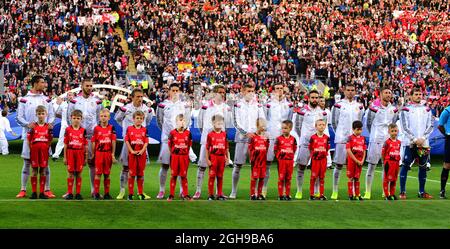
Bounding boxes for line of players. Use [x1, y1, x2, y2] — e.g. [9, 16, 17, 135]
[15, 76, 449, 200]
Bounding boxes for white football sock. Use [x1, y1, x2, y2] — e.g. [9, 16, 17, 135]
[296, 167, 305, 193]
[21, 159, 31, 190]
[365, 163, 377, 194]
[159, 165, 169, 192]
[231, 165, 241, 196]
[196, 167, 206, 193]
[333, 167, 341, 193]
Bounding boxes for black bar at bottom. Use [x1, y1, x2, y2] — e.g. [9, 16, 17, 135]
[0, 229, 447, 248]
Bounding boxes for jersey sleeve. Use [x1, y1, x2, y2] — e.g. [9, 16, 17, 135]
[273, 137, 279, 153]
[111, 125, 117, 141]
[308, 136, 315, 152]
[248, 137, 254, 153]
[47, 124, 53, 142]
[292, 137, 297, 154]
[206, 133, 212, 152]
[83, 129, 88, 145]
[64, 127, 69, 145]
[438, 109, 449, 127]
[346, 136, 352, 149]
[168, 130, 174, 150]
[381, 141, 388, 159]
[91, 127, 98, 143]
[16, 98, 30, 127]
[27, 128, 33, 143]
[124, 127, 130, 143]
[188, 131, 193, 147]
[326, 136, 331, 151]
[144, 128, 149, 144]
[224, 133, 229, 151]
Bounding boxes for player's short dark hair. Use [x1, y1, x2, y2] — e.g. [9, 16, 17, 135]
[411, 88, 422, 95]
[388, 123, 398, 130]
[242, 83, 254, 90]
[213, 84, 226, 93]
[282, 120, 293, 128]
[272, 82, 284, 88]
[380, 87, 392, 93]
[344, 84, 356, 89]
[2, 110, 8, 117]
[30, 75, 44, 86]
[352, 120, 363, 129]
[131, 88, 144, 97]
[211, 114, 224, 123]
[133, 110, 145, 118]
[309, 89, 320, 96]
[169, 83, 180, 90]
[71, 109, 83, 118]
[35, 105, 47, 113]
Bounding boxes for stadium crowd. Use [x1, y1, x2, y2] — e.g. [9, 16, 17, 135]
[0, 0, 449, 115]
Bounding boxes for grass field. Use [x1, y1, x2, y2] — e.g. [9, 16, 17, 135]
[0, 141, 449, 229]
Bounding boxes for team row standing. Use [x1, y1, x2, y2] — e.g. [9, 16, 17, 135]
[15, 77, 450, 200]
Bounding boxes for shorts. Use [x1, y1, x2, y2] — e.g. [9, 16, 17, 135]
[95, 151, 112, 175]
[67, 149, 85, 173]
[251, 165, 267, 179]
[346, 159, 363, 179]
[333, 143, 347, 165]
[157, 142, 171, 165]
[30, 143, 49, 168]
[295, 145, 311, 166]
[384, 161, 400, 182]
[197, 144, 208, 168]
[310, 158, 327, 179]
[128, 153, 147, 177]
[445, 136, 450, 163]
[170, 154, 190, 177]
[366, 142, 383, 165]
[278, 159, 294, 181]
[266, 139, 276, 162]
[233, 142, 249, 165]
[209, 154, 226, 178]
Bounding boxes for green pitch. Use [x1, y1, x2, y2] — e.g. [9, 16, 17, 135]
[0, 141, 449, 229]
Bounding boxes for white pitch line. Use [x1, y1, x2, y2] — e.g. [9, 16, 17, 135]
[363, 168, 449, 185]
